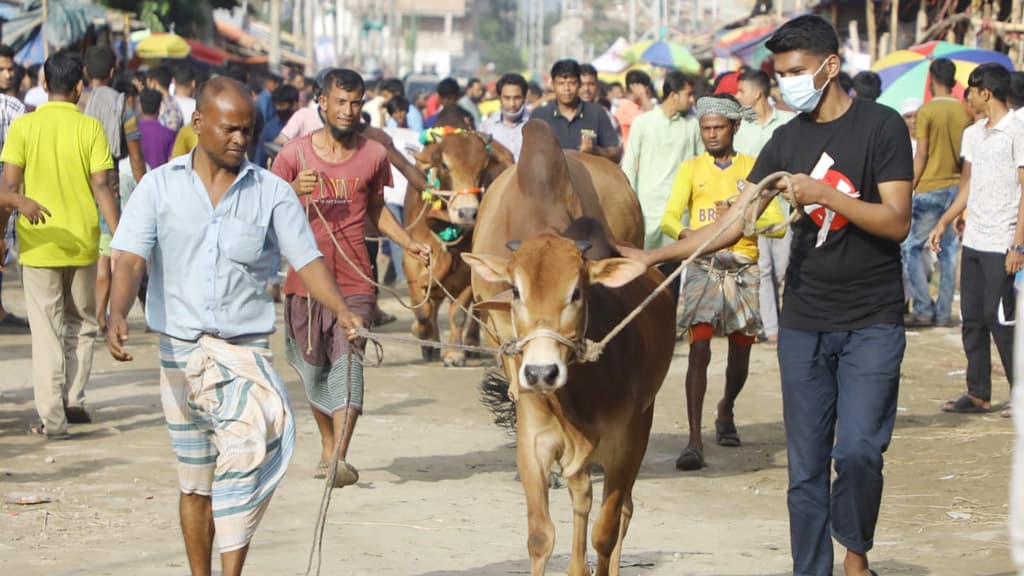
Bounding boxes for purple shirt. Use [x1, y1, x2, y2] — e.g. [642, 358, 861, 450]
[138, 118, 177, 169]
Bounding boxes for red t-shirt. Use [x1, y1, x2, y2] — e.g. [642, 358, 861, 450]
[272, 133, 392, 298]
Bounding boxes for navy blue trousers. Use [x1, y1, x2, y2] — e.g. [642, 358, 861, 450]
[778, 324, 904, 576]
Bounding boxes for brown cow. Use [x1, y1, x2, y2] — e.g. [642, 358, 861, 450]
[463, 120, 675, 576]
[402, 130, 513, 365]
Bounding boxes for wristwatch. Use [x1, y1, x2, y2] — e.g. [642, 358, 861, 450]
[1012, 245, 1024, 254]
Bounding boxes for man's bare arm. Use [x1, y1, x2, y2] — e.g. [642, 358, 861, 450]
[91, 170, 120, 234]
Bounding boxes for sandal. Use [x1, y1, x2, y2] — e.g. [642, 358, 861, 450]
[314, 460, 329, 479]
[1001, 404, 1013, 419]
[372, 309, 396, 327]
[674, 446, 705, 471]
[942, 394, 994, 414]
[28, 423, 70, 440]
[715, 420, 742, 447]
[333, 460, 359, 488]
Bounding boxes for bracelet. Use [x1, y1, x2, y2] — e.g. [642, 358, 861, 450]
[1012, 245, 1024, 254]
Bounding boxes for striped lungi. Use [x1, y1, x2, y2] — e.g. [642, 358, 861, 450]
[679, 252, 762, 337]
[284, 294, 375, 415]
[158, 335, 295, 553]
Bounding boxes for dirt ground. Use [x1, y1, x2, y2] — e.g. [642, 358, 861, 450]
[0, 275, 1019, 576]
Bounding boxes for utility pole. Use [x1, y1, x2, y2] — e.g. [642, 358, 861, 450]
[336, 0, 344, 66]
[269, 0, 281, 71]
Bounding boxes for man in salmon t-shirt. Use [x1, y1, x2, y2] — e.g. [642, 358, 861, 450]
[272, 68, 431, 487]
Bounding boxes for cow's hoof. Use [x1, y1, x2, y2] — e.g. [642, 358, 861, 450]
[421, 346, 441, 362]
[443, 353, 466, 368]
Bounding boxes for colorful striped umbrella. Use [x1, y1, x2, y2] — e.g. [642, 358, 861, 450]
[624, 40, 701, 74]
[872, 41, 1013, 110]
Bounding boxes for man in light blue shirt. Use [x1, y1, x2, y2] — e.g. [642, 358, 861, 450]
[106, 78, 362, 576]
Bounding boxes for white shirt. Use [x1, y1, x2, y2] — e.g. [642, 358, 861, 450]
[175, 95, 196, 123]
[383, 127, 422, 206]
[962, 114, 1024, 253]
[24, 86, 46, 109]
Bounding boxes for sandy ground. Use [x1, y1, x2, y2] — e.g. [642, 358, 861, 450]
[0, 274, 1019, 576]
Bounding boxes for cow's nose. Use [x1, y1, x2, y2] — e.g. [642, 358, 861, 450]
[457, 207, 478, 221]
[524, 364, 560, 387]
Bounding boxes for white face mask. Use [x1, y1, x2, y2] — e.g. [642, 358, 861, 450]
[776, 59, 831, 113]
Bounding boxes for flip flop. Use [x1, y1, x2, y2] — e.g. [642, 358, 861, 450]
[314, 460, 329, 479]
[28, 423, 70, 440]
[333, 460, 359, 488]
[0, 313, 29, 331]
[1001, 404, 1013, 419]
[715, 420, 742, 447]
[674, 446, 705, 471]
[942, 394, 994, 414]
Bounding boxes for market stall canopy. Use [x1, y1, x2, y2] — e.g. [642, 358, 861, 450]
[3, 0, 107, 65]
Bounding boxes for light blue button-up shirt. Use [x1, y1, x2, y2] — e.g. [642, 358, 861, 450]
[111, 152, 321, 341]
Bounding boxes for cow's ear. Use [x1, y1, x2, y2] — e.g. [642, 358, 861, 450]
[461, 253, 512, 284]
[588, 258, 647, 288]
[474, 289, 513, 312]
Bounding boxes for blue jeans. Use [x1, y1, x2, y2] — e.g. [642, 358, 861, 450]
[901, 185, 959, 323]
[778, 324, 905, 576]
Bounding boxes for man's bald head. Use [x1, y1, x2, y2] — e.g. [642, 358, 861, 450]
[197, 76, 254, 115]
[194, 76, 256, 170]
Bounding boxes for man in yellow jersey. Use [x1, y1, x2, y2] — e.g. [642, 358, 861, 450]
[661, 94, 781, 471]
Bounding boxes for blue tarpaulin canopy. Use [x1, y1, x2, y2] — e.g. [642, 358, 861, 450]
[2, 0, 107, 65]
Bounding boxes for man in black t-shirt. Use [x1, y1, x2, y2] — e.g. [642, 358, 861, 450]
[620, 15, 912, 576]
[531, 59, 622, 162]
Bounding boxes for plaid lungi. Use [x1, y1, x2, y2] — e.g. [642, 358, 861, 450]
[679, 252, 762, 337]
[159, 335, 295, 553]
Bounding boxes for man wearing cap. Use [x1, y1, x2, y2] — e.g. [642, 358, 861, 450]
[660, 94, 784, 471]
[904, 58, 970, 327]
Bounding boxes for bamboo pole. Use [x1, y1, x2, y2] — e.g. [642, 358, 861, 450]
[269, 0, 281, 71]
[304, 0, 315, 75]
[915, 0, 926, 43]
[890, 0, 900, 53]
[866, 0, 877, 63]
[41, 0, 48, 59]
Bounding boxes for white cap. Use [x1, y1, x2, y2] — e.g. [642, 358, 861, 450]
[900, 97, 923, 116]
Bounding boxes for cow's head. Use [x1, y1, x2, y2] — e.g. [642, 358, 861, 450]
[415, 130, 494, 228]
[462, 235, 647, 392]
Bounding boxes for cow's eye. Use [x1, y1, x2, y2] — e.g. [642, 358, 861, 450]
[571, 287, 581, 301]
[511, 286, 520, 300]
[440, 161, 449, 172]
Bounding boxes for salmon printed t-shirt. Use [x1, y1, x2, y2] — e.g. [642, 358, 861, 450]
[272, 133, 392, 298]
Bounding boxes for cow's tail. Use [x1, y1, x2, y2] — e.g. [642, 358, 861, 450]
[480, 367, 517, 437]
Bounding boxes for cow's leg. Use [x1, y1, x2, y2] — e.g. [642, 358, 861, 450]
[591, 465, 625, 576]
[409, 279, 440, 361]
[607, 408, 654, 575]
[442, 285, 474, 367]
[518, 399, 557, 575]
[566, 469, 593, 576]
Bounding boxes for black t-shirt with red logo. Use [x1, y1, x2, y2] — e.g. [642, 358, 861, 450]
[748, 98, 913, 332]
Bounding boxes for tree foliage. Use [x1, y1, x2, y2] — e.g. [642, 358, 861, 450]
[478, 0, 525, 73]
[98, 0, 240, 39]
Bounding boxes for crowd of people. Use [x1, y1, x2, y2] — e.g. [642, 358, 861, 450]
[2, 13, 1024, 576]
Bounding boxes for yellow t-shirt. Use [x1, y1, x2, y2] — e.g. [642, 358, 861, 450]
[2, 101, 114, 267]
[914, 97, 970, 193]
[172, 125, 198, 158]
[661, 152, 778, 261]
